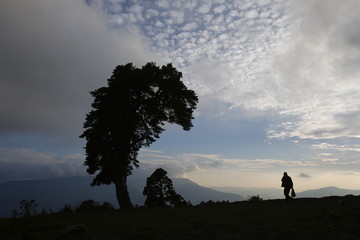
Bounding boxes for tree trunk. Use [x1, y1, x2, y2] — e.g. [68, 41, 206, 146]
[114, 176, 133, 209]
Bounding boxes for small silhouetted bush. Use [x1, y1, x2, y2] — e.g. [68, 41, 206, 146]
[100, 201, 114, 210]
[75, 199, 114, 212]
[248, 195, 263, 202]
[59, 203, 74, 213]
[76, 200, 98, 212]
[39, 208, 49, 216]
[198, 200, 216, 207]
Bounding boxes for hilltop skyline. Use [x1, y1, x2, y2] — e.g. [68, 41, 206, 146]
[1, 0, 360, 191]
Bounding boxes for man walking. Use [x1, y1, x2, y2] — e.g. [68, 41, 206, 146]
[281, 172, 294, 202]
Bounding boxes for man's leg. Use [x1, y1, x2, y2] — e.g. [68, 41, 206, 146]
[284, 188, 291, 202]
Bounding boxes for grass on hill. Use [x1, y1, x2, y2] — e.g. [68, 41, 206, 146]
[1, 195, 360, 240]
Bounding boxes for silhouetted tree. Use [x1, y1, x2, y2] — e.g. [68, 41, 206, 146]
[17, 199, 38, 217]
[80, 63, 198, 209]
[143, 168, 188, 207]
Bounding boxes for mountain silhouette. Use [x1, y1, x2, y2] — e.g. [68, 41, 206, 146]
[0, 176, 244, 218]
[296, 186, 360, 198]
[172, 178, 244, 203]
[212, 186, 284, 199]
[211, 186, 360, 200]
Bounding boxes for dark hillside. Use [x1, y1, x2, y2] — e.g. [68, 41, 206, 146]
[2, 195, 360, 240]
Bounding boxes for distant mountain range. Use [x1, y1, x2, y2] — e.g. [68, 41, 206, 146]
[296, 186, 360, 198]
[2, 176, 359, 218]
[0, 176, 244, 218]
[213, 186, 360, 199]
[212, 186, 284, 200]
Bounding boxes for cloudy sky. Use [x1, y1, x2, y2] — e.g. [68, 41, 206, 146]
[2, 0, 360, 191]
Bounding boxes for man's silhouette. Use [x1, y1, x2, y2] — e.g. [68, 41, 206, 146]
[281, 172, 294, 202]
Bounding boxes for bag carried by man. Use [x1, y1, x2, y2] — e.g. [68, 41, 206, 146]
[291, 188, 296, 198]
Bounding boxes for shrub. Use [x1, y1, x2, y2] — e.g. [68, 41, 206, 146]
[248, 195, 263, 202]
[76, 199, 99, 212]
[197, 200, 216, 207]
[99, 202, 114, 210]
[39, 208, 49, 216]
[59, 203, 74, 213]
[75, 200, 114, 212]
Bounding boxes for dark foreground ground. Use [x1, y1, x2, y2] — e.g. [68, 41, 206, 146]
[1, 195, 360, 240]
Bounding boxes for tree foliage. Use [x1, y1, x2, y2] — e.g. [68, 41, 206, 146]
[80, 62, 198, 208]
[143, 168, 189, 208]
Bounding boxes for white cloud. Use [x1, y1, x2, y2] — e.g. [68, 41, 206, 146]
[198, 3, 212, 14]
[311, 143, 360, 152]
[213, 5, 226, 14]
[321, 158, 339, 163]
[184, 0, 198, 10]
[156, 0, 170, 9]
[182, 22, 198, 31]
[145, 9, 159, 19]
[168, 10, 185, 24]
[245, 9, 259, 19]
[258, 0, 271, 6]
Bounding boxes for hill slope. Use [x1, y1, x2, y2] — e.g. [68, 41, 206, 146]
[2, 196, 360, 239]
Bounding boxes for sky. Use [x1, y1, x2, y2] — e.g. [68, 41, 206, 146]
[1, 0, 360, 192]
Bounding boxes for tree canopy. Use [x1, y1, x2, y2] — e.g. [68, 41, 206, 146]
[80, 62, 198, 208]
[143, 168, 189, 208]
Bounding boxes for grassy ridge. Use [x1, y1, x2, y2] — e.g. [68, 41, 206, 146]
[2, 195, 360, 239]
